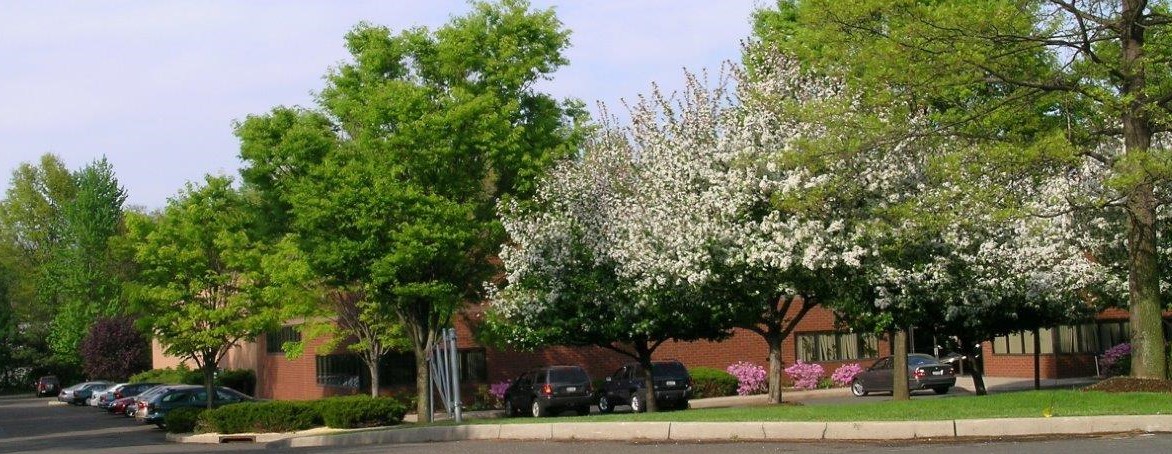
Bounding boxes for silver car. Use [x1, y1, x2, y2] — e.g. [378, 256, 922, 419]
[58, 381, 113, 405]
[850, 354, 956, 396]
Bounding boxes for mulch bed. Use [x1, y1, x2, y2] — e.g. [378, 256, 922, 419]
[1083, 377, 1172, 393]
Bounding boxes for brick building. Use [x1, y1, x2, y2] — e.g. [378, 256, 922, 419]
[153, 300, 1131, 401]
[152, 300, 897, 401]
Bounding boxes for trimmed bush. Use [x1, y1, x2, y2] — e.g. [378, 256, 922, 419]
[164, 407, 206, 434]
[130, 365, 201, 385]
[199, 401, 318, 434]
[316, 396, 407, 429]
[689, 367, 738, 399]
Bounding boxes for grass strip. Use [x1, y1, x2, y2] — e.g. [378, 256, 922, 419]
[475, 390, 1172, 424]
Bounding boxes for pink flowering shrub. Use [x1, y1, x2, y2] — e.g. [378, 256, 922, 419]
[830, 363, 863, 387]
[784, 361, 825, 390]
[1100, 343, 1131, 377]
[489, 379, 512, 401]
[726, 361, 767, 395]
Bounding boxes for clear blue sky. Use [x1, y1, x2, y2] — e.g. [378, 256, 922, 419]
[0, 1, 762, 209]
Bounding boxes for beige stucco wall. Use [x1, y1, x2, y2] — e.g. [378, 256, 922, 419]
[151, 338, 261, 371]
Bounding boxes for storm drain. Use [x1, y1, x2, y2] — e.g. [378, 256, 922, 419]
[219, 435, 256, 443]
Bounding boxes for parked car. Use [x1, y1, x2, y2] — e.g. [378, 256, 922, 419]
[34, 376, 60, 397]
[96, 382, 161, 410]
[110, 396, 138, 416]
[938, 351, 978, 376]
[502, 366, 593, 417]
[597, 360, 691, 413]
[850, 353, 957, 397]
[136, 385, 253, 427]
[57, 381, 113, 405]
[130, 384, 174, 418]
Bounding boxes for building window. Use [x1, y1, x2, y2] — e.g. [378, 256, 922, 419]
[796, 332, 879, 362]
[266, 326, 302, 354]
[316, 354, 362, 388]
[378, 351, 416, 387]
[460, 349, 487, 383]
[992, 321, 1130, 355]
[991, 328, 1055, 355]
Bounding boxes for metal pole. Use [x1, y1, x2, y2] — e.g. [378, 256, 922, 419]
[426, 354, 434, 418]
[448, 328, 462, 423]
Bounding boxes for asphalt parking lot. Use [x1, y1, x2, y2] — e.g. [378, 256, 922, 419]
[0, 394, 262, 454]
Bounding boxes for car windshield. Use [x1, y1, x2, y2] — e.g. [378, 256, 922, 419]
[548, 368, 588, 383]
[651, 362, 687, 378]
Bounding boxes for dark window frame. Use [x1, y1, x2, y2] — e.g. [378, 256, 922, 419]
[266, 326, 302, 355]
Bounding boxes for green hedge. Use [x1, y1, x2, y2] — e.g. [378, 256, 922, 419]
[130, 365, 201, 385]
[164, 407, 206, 434]
[199, 401, 318, 434]
[316, 396, 407, 429]
[129, 367, 255, 395]
[689, 367, 738, 399]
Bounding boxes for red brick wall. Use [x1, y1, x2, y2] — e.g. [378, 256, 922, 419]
[478, 302, 891, 388]
[980, 341, 1098, 379]
[252, 302, 895, 401]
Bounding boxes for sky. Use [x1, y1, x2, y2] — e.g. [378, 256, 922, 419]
[0, 1, 764, 209]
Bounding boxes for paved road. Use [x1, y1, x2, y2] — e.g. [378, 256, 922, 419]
[6, 393, 1172, 454]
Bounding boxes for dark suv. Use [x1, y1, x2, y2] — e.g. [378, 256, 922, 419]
[503, 366, 593, 417]
[34, 376, 59, 397]
[597, 360, 691, 413]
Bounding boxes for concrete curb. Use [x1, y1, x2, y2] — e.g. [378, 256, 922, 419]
[259, 415, 1172, 448]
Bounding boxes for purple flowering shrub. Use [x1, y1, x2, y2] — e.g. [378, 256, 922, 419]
[726, 361, 767, 395]
[489, 379, 511, 401]
[784, 361, 825, 390]
[1100, 343, 1131, 377]
[830, 363, 863, 387]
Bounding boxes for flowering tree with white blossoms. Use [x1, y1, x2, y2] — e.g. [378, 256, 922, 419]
[487, 126, 734, 413]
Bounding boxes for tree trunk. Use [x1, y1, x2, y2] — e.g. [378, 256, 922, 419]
[1127, 182, 1165, 379]
[202, 363, 216, 409]
[1121, 0, 1167, 380]
[368, 357, 381, 398]
[414, 344, 431, 422]
[634, 340, 658, 413]
[958, 335, 986, 395]
[766, 332, 783, 404]
[892, 330, 909, 401]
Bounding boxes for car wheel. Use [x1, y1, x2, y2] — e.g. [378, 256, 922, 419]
[851, 380, 868, 397]
[630, 394, 644, 413]
[933, 386, 950, 395]
[531, 400, 547, 418]
[576, 405, 590, 416]
[676, 399, 690, 411]
[598, 395, 614, 414]
[504, 399, 518, 417]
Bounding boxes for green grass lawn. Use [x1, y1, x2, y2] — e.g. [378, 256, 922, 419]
[475, 391, 1172, 424]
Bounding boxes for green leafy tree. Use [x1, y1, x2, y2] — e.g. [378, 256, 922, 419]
[770, 0, 1172, 379]
[236, 0, 583, 419]
[0, 155, 77, 336]
[128, 176, 280, 408]
[46, 157, 129, 366]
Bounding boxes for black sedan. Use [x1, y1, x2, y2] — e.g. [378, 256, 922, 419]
[850, 353, 956, 397]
